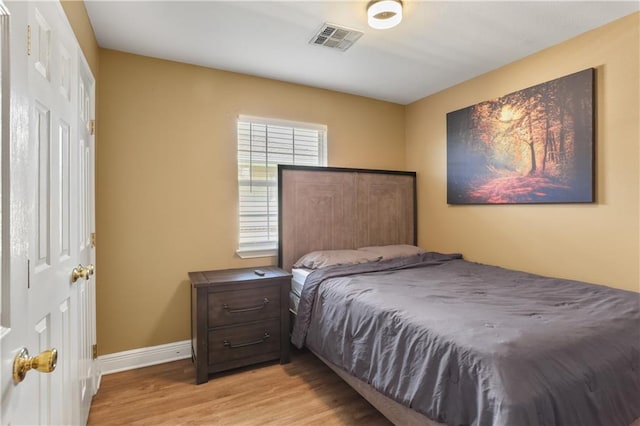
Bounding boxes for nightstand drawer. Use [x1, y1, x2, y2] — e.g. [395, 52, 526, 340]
[208, 319, 281, 365]
[208, 285, 281, 326]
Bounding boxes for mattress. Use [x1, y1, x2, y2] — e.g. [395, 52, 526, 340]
[291, 267, 312, 296]
[289, 267, 312, 313]
[289, 291, 301, 314]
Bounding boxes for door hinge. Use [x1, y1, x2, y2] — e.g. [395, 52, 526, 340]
[90, 232, 96, 248]
[89, 119, 95, 136]
[27, 25, 31, 56]
[92, 344, 98, 359]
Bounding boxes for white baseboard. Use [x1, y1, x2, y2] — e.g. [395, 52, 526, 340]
[98, 340, 192, 376]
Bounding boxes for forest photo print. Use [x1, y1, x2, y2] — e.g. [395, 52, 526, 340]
[447, 68, 594, 204]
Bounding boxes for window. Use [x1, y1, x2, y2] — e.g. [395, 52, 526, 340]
[237, 115, 327, 257]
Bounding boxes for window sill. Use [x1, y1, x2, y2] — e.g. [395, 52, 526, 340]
[236, 248, 278, 259]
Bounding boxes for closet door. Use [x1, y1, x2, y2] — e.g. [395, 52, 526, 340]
[76, 49, 97, 425]
[0, 1, 96, 424]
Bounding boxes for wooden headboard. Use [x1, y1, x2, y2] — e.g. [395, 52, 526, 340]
[278, 165, 417, 272]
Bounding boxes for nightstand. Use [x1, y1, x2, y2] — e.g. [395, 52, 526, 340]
[188, 266, 291, 384]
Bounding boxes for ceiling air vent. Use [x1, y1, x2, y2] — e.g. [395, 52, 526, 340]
[309, 23, 363, 52]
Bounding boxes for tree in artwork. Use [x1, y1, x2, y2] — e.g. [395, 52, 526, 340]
[447, 68, 594, 204]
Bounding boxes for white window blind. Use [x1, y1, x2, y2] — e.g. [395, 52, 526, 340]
[237, 115, 327, 257]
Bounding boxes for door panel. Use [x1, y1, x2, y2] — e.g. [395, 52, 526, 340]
[35, 101, 51, 271]
[29, 2, 73, 423]
[32, 7, 50, 81]
[58, 120, 70, 260]
[77, 52, 96, 424]
[0, 1, 97, 424]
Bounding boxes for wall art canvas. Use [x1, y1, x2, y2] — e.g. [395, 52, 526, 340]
[447, 68, 594, 204]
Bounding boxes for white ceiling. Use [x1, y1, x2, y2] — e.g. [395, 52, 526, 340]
[84, 1, 639, 105]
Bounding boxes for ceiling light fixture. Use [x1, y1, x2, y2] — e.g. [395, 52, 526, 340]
[367, 0, 403, 30]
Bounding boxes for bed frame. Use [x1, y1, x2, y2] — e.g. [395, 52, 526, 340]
[277, 165, 441, 425]
[278, 165, 640, 426]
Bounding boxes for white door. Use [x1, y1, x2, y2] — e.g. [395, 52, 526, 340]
[0, 1, 97, 424]
[76, 50, 97, 425]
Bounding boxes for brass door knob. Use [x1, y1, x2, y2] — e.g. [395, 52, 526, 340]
[71, 264, 94, 283]
[71, 265, 87, 282]
[13, 347, 57, 383]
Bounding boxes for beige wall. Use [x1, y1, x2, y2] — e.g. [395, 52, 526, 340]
[96, 49, 406, 355]
[406, 13, 639, 292]
[86, 7, 639, 355]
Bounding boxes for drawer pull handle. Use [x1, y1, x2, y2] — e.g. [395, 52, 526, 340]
[223, 332, 270, 349]
[222, 298, 269, 314]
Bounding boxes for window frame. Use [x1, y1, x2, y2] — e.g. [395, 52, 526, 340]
[236, 115, 327, 259]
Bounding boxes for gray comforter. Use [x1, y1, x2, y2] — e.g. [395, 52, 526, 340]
[291, 253, 640, 426]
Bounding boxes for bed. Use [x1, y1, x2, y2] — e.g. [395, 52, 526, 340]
[277, 165, 640, 426]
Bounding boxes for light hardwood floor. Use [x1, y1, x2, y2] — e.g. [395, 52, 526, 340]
[88, 348, 391, 425]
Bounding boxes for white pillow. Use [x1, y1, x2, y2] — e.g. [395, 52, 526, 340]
[357, 244, 425, 260]
[293, 249, 382, 270]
